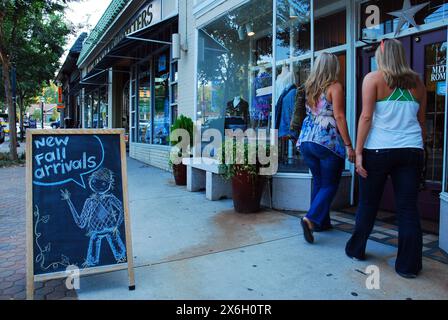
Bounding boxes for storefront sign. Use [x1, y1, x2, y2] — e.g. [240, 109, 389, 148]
[57, 86, 64, 109]
[26, 130, 135, 299]
[431, 65, 447, 82]
[86, 0, 163, 74]
[125, 0, 162, 36]
[158, 54, 167, 72]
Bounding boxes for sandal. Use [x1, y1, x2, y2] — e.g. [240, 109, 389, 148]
[301, 218, 314, 244]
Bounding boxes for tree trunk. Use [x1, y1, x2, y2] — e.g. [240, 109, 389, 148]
[19, 96, 24, 142]
[1, 59, 18, 161]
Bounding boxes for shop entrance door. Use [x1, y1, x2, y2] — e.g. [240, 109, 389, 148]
[357, 28, 447, 223]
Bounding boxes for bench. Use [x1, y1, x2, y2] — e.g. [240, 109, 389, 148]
[182, 158, 233, 201]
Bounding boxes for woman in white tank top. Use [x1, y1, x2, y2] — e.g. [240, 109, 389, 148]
[345, 39, 427, 279]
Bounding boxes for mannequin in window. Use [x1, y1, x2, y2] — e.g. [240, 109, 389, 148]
[225, 95, 249, 129]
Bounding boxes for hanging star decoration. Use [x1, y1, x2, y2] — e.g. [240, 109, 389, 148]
[387, 0, 430, 36]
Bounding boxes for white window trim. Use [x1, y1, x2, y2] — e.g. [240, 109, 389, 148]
[443, 27, 448, 194]
[129, 142, 171, 150]
[193, 0, 228, 18]
[441, 192, 448, 202]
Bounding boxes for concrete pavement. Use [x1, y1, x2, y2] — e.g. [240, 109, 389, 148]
[74, 158, 448, 300]
[0, 165, 76, 300]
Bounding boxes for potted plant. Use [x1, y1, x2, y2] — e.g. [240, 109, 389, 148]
[219, 140, 271, 213]
[169, 115, 194, 186]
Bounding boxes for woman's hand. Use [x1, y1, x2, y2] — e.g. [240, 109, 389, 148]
[346, 146, 355, 163]
[355, 153, 368, 178]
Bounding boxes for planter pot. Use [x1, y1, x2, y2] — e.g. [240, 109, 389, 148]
[231, 173, 265, 213]
[172, 163, 187, 186]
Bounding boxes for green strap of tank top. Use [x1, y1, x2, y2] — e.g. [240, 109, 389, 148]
[378, 88, 418, 102]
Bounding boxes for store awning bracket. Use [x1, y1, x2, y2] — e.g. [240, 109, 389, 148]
[80, 69, 108, 84]
[91, 68, 131, 74]
[79, 82, 108, 86]
[107, 55, 141, 60]
[125, 35, 172, 46]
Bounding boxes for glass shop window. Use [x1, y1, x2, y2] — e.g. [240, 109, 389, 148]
[138, 63, 152, 144]
[276, 0, 311, 61]
[276, 0, 312, 173]
[154, 51, 170, 146]
[197, 0, 274, 158]
[99, 86, 108, 128]
[314, 0, 346, 51]
[92, 90, 99, 128]
[84, 93, 92, 128]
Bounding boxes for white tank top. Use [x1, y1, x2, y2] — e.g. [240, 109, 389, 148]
[364, 88, 424, 150]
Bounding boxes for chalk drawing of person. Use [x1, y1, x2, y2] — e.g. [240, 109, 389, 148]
[60, 168, 127, 268]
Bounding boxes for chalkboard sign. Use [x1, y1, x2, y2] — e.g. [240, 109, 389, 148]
[26, 129, 135, 299]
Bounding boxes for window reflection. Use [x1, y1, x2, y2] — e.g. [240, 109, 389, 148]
[197, 0, 273, 154]
[138, 64, 151, 144]
[154, 51, 170, 146]
[314, 0, 346, 51]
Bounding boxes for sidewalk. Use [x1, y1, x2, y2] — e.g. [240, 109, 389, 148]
[0, 136, 26, 156]
[0, 157, 447, 300]
[0, 165, 76, 300]
[75, 158, 448, 300]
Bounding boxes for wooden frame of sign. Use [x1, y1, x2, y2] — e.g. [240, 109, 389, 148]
[26, 129, 135, 300]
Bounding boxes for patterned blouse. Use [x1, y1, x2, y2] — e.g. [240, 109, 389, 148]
[297, 93, 346, 159]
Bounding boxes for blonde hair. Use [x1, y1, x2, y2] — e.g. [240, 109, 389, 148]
[305, 52, 340, 108]
[375, 39, 418, 89]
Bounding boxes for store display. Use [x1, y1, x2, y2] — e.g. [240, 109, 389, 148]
[225, 97, 249, 129]
[275, 84, 298, 139]
[252, 67, 272, 128]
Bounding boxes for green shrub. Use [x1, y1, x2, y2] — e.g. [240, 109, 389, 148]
[219, 139, 271, 180]
[168, 115, 194, 167]
[169, 115, 194, 147]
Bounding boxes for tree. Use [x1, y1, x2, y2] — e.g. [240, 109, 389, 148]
[0, 0, 73, 160]
[50, 107, 59, 122]
[32, 109, 42, 122]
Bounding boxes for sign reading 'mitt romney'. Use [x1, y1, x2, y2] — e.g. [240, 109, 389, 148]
[86, 0, 162, 74]
[26, 129, 135, 300]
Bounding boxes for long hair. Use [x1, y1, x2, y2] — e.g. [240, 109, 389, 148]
[375, 39, 418, 89]
[305, 52, 340, 108]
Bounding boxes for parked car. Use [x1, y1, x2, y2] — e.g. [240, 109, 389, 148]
[29, 118, 37, 129]
[0, 117, 9, 134]
[50, 120, 61, 129]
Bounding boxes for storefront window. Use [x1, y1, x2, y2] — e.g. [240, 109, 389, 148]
[275, 0, 347, 173]
[130, 71, 137, 143]
[138, 63, 152, 144]
[424, 41, 446, 184]
[123, 81, 130, 137]
[99, 86, 108, 128]
[92, 90, 99, 128]
[84, 93, 92, 128]
[314, 0, 346, 51]
[154, 51, 170, 145]
[276, 0, 311, 173]
[360, 0, 448, 40]
[197, 0, 273, 151]
[276, 0, 311, 61]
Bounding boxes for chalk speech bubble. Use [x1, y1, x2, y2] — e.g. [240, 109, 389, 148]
[32, 135, 105, 189]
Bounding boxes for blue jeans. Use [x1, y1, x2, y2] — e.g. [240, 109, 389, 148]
[345, 148, 424, 275]
[300, 142, 344, 229]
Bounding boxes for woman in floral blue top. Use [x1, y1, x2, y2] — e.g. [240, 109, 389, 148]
[297, 53, 355, 244]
